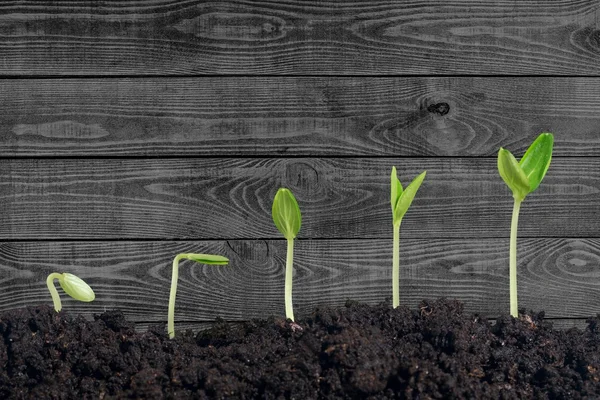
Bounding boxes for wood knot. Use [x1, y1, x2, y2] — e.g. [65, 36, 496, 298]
[427, 102, 450, 116]
[284, 161, 319, 190]
[591, 29, 600, 48]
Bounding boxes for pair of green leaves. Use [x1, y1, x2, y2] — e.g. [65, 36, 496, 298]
[498, 133, 554, 202]
[391, 167, 427, 226]
[272, 188, 301, 240]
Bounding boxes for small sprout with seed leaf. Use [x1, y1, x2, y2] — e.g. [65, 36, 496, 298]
[46, 272, 95, 312]
[497, 133, 553, 317]
[168, 253, 229, 338]
[272, 188, 301, 321]
[390, 167, 426, 308]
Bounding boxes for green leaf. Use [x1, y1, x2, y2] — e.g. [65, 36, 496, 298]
[393, 171, 426, 225]
[390, 166, 403, 213]
[272, 188, 302, 240]
[498, 148, 530, 201]
[185, 254, 229, 265]
[59, 273, 95, 302]
[519, 133, 553, 193]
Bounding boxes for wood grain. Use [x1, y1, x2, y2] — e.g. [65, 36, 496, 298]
[0, 1, 598, 75]
[1, 1, 599, 330]
[1, 157, 598, 239]
[1, 77, 600, 156]
[543, 319, 591, 331]
[1, 238, 598, 324]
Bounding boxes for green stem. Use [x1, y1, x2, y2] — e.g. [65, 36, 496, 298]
[510, 199, 522, 317]
[392, 221, 401, 308]
[46, 272, 64, 312]
[168, 254, 185, 338]
[285, 238, 295, 321]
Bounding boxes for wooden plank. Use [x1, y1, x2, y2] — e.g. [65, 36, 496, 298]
[1, 238, 598, 323]
[0, 1, 599, 75]
[548, 319, 591, 331]
[1, 77, 600, 157]
[0, 157, 598, 239]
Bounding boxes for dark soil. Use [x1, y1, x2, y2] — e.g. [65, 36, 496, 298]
[0, 299, 599, 399]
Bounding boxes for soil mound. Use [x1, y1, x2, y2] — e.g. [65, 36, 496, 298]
[0, 299, 598, 399]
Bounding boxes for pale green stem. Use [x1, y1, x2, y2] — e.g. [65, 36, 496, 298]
[285, 238, 295, 321]
[168, 254, 186, 339]
[46, 272, 64, 312]
[392, 221, 401, 308]
[510, 199, 522, 317]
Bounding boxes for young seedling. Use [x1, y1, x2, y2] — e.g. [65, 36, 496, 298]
[168, 253, 229, 338]
[498, 133, 553, 317]
[272, 188, 301, 321]
[46, 272, 95, 312]
[390, 167, 426, 308]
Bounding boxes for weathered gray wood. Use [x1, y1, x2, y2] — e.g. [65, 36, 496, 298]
[1, 77, 600, 156]
[0, 1, 598, 75]
[548, 319, 591, 331]
[1, 239, 598, 322]
[0, 158, 598, 239]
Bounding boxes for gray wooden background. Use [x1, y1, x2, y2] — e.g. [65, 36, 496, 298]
[1, 1, 599, 330]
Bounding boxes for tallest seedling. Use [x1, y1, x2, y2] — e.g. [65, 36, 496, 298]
[498, 133, 553, 317]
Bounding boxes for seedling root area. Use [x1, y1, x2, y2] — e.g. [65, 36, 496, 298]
[0, 299, 598, 398]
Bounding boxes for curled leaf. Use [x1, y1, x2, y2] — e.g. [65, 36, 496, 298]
[272, 188, 301, 240]
[59, 273, 95, 302]
[184, 254, 229, 265]
[519, 133, 553, 193]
